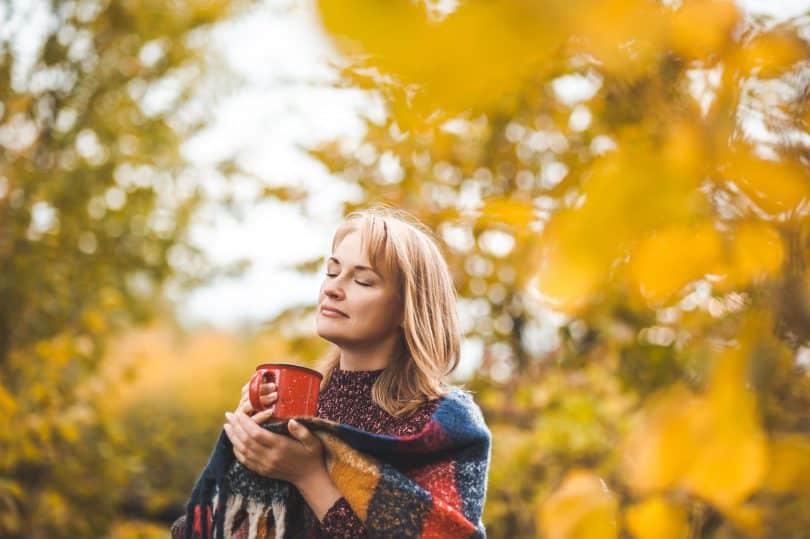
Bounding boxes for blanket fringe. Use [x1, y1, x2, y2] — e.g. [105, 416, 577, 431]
[271, 499, 286, 539]
[246, 498, 263, 538]
[220, 494, 284, 539]
[222, 494, 242, 538]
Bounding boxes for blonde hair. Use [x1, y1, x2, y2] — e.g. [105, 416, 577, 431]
[319, 206, 461, 417]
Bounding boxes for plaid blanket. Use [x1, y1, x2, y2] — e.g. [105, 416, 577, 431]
[177, 387, 491, 538]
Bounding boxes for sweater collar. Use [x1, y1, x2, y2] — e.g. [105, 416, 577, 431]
[330, 365, 385, 386]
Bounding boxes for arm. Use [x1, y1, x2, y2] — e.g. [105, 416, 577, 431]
[295, 467, 342, 520]
[286, 443, 370, 538]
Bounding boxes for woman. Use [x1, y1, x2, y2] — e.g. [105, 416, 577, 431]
[174, 207, 491, 538]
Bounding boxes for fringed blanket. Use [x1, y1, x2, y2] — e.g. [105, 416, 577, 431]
[176, 387, 491, 538]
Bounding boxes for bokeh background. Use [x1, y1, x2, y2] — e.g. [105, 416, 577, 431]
[2, 0, 810, 537]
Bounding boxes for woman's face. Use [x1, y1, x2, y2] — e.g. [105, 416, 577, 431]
[316, 231, 403, 348]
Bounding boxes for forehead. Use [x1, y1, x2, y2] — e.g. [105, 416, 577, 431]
[330, 231, 370, 265]
[330, 229, 399, 284]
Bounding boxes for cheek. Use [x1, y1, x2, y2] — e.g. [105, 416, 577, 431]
[357, 292, 400, 328]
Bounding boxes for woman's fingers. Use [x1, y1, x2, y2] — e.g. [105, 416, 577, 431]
[240, 381, 273, 398]
[235, 382, 277, 417]
[250, 406, 276, 425]
[224, 418, 251, 460]
[227, 410, 277, 448]
[237, 398, 254, 415]
[235, 393, 276, 417]
[288, 419, 320, 453]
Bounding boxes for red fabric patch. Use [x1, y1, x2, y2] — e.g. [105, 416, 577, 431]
[419, 502, 477, 538]
[406, 457, 475, 537]
[392, 421, 450, 457]
[192, 505, 212, 538]
[406, 458, 463, 512]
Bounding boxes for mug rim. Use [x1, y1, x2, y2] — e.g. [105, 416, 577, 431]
[255, 362, 324, 379]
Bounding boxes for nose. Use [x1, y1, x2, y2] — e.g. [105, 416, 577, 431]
[321, 276, 345, 300]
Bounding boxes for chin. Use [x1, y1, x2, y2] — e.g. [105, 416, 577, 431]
[317, 333, 352, 348]
[316, 325, 348, 346]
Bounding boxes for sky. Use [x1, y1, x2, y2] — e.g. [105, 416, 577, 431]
[176, 0, 375, 328]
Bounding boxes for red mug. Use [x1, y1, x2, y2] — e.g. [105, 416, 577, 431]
[248, 363, 323, 420]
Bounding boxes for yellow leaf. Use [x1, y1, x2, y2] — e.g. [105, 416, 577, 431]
[622, 385, 703, 493]
[570, 0, 667, 80]
[721, 221, 784, 291]
[39, 489, 69, 527]
[186, 0, 231, 22]
[538, 469, 619, 539]
[529, 211, 607, 314]
[765, 433, 810, 494]
[723, 504, 764, 538]
[716, 144, 810, 218]
[530, 144, 708, 312]
[0, 384, 16, 437]
[684, 339, 768, 509]
[82, 310, 108, 333]
[661, 120, 708, 180]
[0, 384, 15, 416]
[733, 28, 809, 78]
[478, 197, 536, 228]
[317, 0, 566, 119]
[669, 0, 740, 61]
[623, 316, 769, 509]
[629, 223, 723, 304]
[625, 496, 689, 539]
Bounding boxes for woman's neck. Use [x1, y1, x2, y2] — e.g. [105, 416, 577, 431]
[338, 332, 403, 371]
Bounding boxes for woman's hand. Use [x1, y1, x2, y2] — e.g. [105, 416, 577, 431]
[235, 380, 277, 416]
[223, 409, 327, 488]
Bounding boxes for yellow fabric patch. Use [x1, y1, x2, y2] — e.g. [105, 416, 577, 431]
[319, 432, 382, 520]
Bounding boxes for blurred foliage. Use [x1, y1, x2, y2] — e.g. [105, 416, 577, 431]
[0, 0, 259, 536]
[4, 0, 810, 538]
[304, 0, 810, 537]
[99, 321, 328, 528]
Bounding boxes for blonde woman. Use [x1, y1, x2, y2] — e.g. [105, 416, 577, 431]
[175, 207, 491, 538]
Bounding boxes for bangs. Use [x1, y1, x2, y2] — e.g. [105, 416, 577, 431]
[332, 213, 401, 292]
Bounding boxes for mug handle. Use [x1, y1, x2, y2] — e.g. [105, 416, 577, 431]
[249, 368, 274, 412]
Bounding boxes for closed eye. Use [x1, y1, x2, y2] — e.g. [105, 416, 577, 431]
[325, 272, 372, 287]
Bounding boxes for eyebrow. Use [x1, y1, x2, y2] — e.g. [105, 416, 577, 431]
[327, 257, 382, 278]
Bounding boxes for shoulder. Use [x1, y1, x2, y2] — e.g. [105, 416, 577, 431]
[431, 386, 490, 441]
[438, 386, 485, 415]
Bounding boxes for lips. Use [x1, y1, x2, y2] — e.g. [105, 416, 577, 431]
[320, 305, 348, 317]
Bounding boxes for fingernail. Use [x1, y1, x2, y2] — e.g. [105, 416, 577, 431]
[225, 412, 232, 419]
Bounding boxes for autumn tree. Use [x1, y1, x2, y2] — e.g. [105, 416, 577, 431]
[0, 1, 257, 536]
[299, 1, 810, 537]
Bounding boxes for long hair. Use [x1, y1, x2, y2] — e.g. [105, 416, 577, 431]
[318, 206, 461, 417]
